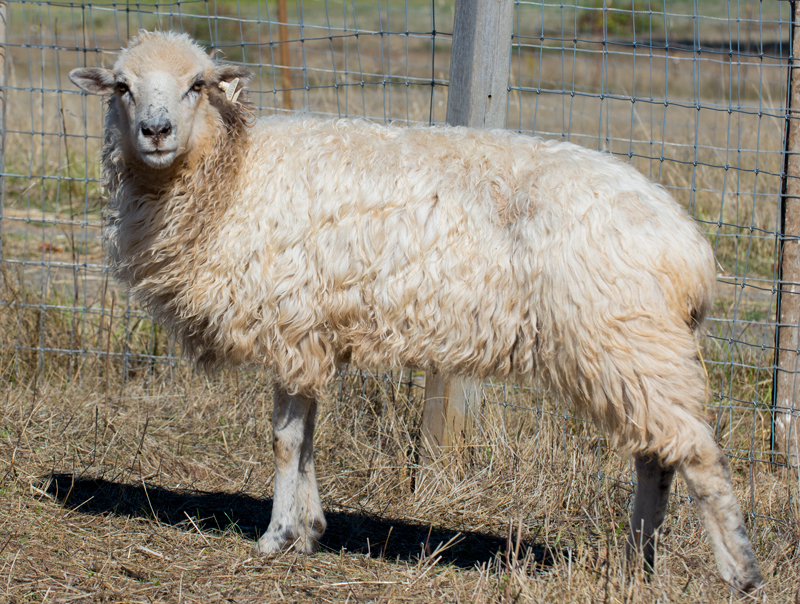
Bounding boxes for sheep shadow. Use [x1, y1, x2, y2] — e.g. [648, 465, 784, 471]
[42, 473, 555, 570]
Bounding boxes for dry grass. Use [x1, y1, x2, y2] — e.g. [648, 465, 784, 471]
[0, 360, 797, 603]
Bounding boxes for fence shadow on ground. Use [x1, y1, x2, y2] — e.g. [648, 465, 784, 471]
[42, 473, 555, 570]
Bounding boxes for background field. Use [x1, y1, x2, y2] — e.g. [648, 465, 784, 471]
[1, 1, 799, 602]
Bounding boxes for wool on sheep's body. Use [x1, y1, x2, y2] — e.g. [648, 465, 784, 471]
[69, 31, 762, 591]
[105, 115, 715, 466]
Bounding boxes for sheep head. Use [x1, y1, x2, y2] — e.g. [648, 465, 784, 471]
[69, 31, 253, 171]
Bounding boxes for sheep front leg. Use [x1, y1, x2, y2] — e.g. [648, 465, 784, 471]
[255, 386, 326, 555]
[626, 454, 675, 572]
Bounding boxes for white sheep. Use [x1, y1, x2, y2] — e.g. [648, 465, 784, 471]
[69, 31, 762, 591]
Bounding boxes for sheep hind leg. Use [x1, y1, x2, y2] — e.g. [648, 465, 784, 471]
[295, 394, 326, 550]
[254, 386, 326, 555]
[626, 454, 675, 574]
[676, 428, 762, 593]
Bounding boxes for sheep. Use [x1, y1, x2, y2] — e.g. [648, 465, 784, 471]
[68, 30, 762, 592]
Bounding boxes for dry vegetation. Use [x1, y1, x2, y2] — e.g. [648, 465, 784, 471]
[0, 178, 797, 602]
[0, 360, 799, 603]
[1, 1, 799, 602]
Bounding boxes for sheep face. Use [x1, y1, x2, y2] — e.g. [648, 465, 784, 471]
[69, 31, 251, 170]
[116, 68, 205, 169]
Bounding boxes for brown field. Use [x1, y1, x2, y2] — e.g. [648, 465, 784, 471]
[1, 1, 799, 602]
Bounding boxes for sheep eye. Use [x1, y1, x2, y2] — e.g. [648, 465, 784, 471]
[116, 82, 129, 94]
[191, 81, 204, 93]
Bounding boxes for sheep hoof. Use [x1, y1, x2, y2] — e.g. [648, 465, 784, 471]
[254, 525, 320, 556]
[254, 529, 293, 555]
[728, 567, 763, 596]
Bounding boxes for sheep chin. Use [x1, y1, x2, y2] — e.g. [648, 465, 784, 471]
[139, 148, 179, 169]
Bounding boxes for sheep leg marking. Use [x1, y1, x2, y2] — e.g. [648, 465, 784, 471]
[626, 454, 675, 572]
[255, 386, 326, 555]
[677, 428, 762, 592]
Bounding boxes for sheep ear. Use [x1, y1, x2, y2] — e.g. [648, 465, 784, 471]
[69, 67, 117, 95]
[213, 65, 254, 89]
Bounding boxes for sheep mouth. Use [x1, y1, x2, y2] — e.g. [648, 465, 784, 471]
[140, 147, 179, 168]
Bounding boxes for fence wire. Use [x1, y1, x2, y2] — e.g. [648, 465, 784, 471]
[0, 1, 797, 523]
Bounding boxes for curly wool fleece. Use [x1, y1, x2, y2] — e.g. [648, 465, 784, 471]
[108, 123, 712, 465]
[72, 31, 765, 592]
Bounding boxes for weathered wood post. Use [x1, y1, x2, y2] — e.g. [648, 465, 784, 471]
[775, 0, 800, 469]
[419, 0, 514, 466]
[276, 0, 292, 111]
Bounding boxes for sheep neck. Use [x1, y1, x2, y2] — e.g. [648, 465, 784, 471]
[103, 97, 252, 292]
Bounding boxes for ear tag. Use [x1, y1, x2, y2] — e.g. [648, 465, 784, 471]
[231, 88, 242, 104]
[218, 77, 240, 102]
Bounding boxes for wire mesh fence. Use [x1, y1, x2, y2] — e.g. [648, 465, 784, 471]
[0, 1, 797, 524]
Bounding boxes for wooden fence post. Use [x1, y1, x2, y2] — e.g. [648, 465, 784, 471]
[419, 0, 514, 465]
[775, 0, 800, 469]
[277, 0, 292, 111]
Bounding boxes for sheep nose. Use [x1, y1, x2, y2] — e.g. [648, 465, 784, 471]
[139, 119, 172, 141]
